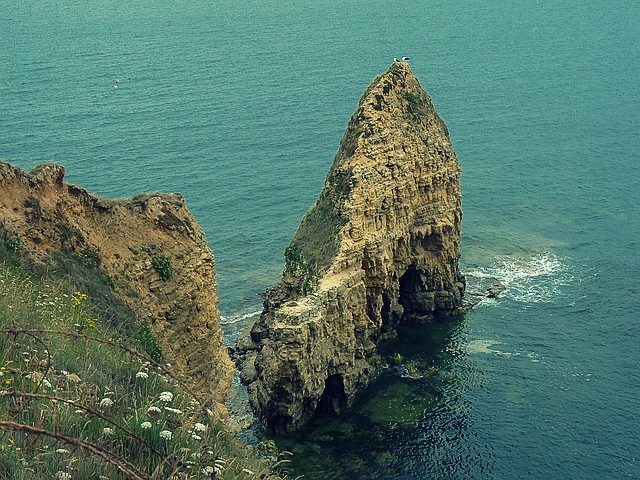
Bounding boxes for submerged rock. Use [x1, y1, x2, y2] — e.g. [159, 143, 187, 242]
[238, 62, 466, 434]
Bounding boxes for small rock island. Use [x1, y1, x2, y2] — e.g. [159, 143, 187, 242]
[238, 62, 466, 434]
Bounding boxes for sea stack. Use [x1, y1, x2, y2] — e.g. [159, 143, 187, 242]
[238, 62, 466, 434]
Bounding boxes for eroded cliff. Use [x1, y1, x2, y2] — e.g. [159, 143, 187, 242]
[239, 62, 466, 434]
[0, 162, 233, 413]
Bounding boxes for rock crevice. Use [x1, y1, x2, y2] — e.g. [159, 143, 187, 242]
[239, 62, 466, 434]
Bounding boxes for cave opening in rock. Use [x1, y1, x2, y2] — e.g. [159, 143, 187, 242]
[316, 374, 347, 416]
[381, 292, 392, 329]
[398, 266, 432, 323]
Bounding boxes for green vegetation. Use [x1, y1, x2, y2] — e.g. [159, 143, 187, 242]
[0, 263, 291, 479]
[289, 192, 346, 277]
[402, 91, 419, 107]
[151, 256, 172, 281]
[133, 323, 164, 363]
[45, 248, 133, 334]
[5, 237, 22, 255]
[72, 247, 101, 269]
[388, 352, 403, 366]
[284, 244, 318, 295]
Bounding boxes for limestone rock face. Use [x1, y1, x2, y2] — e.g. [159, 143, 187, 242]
[239, 62, 466, 434]
[0, 162, 233, 412]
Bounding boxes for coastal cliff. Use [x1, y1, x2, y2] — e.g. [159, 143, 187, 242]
[0, 162, 233, 412]
[239, 62, 466, 434]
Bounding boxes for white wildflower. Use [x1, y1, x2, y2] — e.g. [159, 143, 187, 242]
[159, 391, 173, 402]
[55, 448, 70, 454]
[241, 468, 255, 475]
[140, 421, 152, 429]
[202, 466, 214, 475]
[99, 398, 114, 408]
[191, 452, 202, 459]
[55, 472, 72, 480]
[193, 422, 207, 433]
[146, 406, 161, 417]
[164, 406, 183, 414]
[159, 429, 172, 440]
[216, 459, 228, 475]
[26, 372, 52, 388]
[103, 427, 114, 436]
[135, 371, 148, 379]
[191, 434, 202, 441]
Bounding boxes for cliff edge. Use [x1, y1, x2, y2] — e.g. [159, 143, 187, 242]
[239, 62, 466, 434]
[0, 162, 234, 413]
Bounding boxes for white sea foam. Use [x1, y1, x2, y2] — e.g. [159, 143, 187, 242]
[220, 310, 261, 325]
[466, 252, 572, 304]
[465, 339, 504, 355]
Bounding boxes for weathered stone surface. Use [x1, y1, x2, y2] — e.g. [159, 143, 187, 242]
[238, 62, 466, 435]
[0, 162, 233, 413]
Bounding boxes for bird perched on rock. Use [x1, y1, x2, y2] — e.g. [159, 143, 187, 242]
[402, 56, 410, 61]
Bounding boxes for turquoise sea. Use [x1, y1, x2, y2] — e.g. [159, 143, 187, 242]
[2, 1, 639, 478]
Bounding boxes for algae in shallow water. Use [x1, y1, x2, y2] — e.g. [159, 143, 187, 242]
[356, 380, 436, 426]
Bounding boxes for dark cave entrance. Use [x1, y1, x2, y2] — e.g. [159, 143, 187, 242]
[398, 266, 432, 323]
[316, 375, 347, 416]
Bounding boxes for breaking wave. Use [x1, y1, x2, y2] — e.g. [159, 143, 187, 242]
[466, 252, 572, 304]
[220, 309, 261, 325]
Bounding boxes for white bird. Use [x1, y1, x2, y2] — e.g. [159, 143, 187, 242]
[393, 57, 400, 62]
[401, 56, 410, 61]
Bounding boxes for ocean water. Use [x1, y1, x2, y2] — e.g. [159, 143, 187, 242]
[2, 1, 639, 478]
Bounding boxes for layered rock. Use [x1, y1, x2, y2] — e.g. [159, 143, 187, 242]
[0, 162, 233, 412]
[239, 62, 466, 434]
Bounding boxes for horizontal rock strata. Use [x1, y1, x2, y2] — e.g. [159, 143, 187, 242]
[239, 62, 466, 434]
[0, 162, 233, 412]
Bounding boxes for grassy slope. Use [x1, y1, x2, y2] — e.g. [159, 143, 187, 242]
[0, 245, 291, 479]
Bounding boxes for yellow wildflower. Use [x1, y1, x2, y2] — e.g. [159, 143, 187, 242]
[72, 291, 88, 307]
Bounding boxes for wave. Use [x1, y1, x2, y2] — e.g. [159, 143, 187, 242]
[465, 252, 573, 304]
[220, 309, 262, 326]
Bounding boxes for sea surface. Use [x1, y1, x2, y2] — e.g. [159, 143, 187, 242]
[2, 1, 639, 478]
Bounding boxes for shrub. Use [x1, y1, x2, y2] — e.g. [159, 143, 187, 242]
[152, 256, 172, 281]
[6, 237, 22, 254]
[133, 323, 163, 363]
[403, 91, 419, 106]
